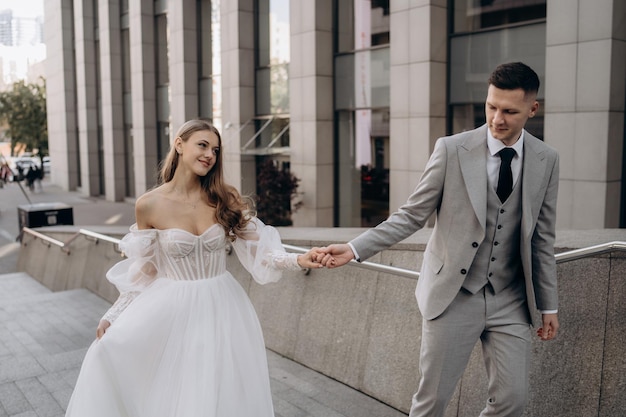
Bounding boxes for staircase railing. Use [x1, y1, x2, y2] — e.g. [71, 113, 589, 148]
[19, 227, 626, 280]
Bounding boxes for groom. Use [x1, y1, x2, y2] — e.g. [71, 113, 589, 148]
[319, 62, 560, 416]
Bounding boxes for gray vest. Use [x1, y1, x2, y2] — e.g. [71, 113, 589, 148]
[462, 176, 523, 294]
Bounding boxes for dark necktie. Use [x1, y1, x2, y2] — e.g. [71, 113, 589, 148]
[496, 148, 516, 202]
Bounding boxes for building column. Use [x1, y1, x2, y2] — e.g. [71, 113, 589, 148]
[44, 0, 78, 191]
[388, 2, 447, 213]
[289, 0, 334, 227]
[73, 0, 100, 196]
[98, 0, 126, 201]
[169, 0, 199, 132]
[546, 0, 626, 228]
[129, 0, 158, 194]
[220, 0, 256, 194]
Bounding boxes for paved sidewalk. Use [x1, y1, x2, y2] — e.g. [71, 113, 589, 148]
[0, 181, 408, 417]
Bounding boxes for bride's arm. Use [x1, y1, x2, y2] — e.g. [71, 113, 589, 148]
[97, 189, 167, 338]
[97, 291, 140, 338]
[231, 217, 321, 283]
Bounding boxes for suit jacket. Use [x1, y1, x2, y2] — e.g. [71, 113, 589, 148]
[350, 124, 560, 324]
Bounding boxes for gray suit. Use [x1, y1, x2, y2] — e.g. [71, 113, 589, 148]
[350, 124, 559, 416]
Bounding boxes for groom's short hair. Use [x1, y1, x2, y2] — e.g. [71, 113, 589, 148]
[488, 62, 540, 96]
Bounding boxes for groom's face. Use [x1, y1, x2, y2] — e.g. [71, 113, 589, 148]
[485, 85, 539, 147]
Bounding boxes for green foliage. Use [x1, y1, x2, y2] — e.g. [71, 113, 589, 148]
[0, 79, 48, 158]
[255, 159, 301, 226]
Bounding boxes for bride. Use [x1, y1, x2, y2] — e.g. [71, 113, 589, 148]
[65, 119, 324, 416]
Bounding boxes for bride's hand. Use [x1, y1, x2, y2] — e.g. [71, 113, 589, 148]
[96, 319, 111, 339]
[297, 247, 327, 269]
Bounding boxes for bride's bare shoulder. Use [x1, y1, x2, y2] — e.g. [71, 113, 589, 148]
[136, 185, 171, 225]
[137, 186, 167, 207]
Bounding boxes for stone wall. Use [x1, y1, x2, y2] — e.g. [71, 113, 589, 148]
[16, 226, 626, 416]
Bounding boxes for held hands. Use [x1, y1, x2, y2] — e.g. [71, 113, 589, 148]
[314, 244, 355, 268]
[296, 245, 353, 269]
[536, 313, 559, 341]
[296, 247, 328, 269]
[96, 319, 111, 339]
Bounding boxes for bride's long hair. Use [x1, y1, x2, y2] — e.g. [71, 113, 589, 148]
[159, 119, 253, 240]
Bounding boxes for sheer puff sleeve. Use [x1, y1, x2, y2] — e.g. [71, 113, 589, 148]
[101, 224, 159, 323]
[231, 217, 303, 285]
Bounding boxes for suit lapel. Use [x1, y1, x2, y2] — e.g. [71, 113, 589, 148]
[521, 133, 548, 239]
[458, 126, 488, 231]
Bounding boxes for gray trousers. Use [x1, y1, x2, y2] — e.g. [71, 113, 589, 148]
[409, 282, 532, 417]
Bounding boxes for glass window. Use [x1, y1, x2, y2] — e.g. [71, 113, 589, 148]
[334, 0, 390, 226]
[449, 23, 546, 138]
[255, 63, 289, 115]
[122, 28, 134, 197]
[335, 47, 389, 110]
[336, 109, 389, 227]
[155, 14, 169, 85]
[453, 0, 546, 33]
[256, 0, 290, 117]
[198, 0, 222, 130]
[251, 0, 290, 159]
[337, 0, 389, 53]
[95, 38, 103, 193]
[155, 12, 170, 162]
[449, 23, 546, 104]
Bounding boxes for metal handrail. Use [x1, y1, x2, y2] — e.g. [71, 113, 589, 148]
[19, 227, 625, 280]
[21, 227, 67, 250]
[20, 227, 123, 255]
[282, 244, 420, 279]
[554, 241, 626, 263]
[79, 228, 124, 245]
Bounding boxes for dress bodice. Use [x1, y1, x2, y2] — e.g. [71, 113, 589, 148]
[103, 217, 303, 324]
[157, 225, 228, 281]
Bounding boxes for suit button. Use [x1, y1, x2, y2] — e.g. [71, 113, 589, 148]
[472, 242, 478, 248]
[489, 272, 493, 277]
[494, 241, 499, 246]
[497, 225, 503, 229]
[491, 257, 496, 261]
[460, 269, 467, 275]
[500, 209, 505, 213]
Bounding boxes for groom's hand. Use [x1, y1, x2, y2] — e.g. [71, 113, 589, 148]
[319, 244, 355, 268]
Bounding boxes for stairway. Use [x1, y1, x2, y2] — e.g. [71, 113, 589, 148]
[0, 272, 409, 417]
[0, 272, 111, 417]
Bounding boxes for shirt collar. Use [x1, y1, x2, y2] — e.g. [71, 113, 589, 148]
[487, 129, 525, 157]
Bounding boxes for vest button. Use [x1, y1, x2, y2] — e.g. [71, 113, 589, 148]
[491, 257, 496, 261]
[494, 241, 499, 246]
[460, 269, 467, 275]
[500, 209, 505, 213]
[472, 242, 478, 248]
[497, 225, 503, 229]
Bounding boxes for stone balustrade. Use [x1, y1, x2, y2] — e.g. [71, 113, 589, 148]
[16, 226, 626, 416]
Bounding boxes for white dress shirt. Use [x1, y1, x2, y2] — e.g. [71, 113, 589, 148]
[487, 129, 524, 191]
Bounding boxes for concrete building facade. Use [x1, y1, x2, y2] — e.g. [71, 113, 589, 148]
[44, 0, 626, 229]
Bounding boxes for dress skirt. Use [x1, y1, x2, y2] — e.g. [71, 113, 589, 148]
[65, 273, 275, 417]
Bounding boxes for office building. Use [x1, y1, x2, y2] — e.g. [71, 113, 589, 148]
[44, 0, 626, 229]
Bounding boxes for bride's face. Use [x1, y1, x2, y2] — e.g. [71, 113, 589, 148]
[176, 130, 220, 176]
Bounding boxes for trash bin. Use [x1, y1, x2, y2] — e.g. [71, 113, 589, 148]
[18, 202, 74, 230]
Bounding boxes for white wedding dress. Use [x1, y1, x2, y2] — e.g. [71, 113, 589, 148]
[65, 218, 301, 417]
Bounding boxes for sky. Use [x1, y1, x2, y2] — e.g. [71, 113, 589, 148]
[0, 0, 43, 18]
[0, 0, 45, 84]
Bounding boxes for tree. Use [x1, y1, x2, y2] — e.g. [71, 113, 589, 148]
[0, 79, 48, 161]
[256, 159, 301, 226]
